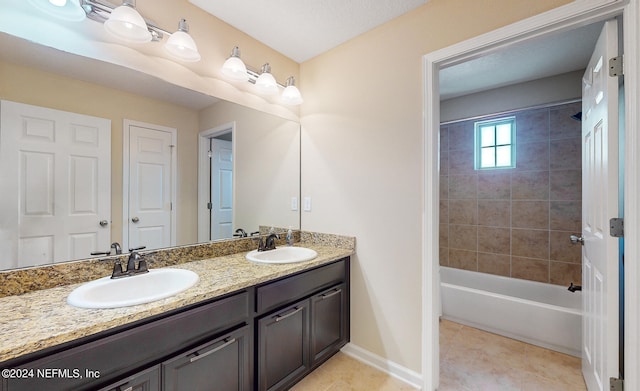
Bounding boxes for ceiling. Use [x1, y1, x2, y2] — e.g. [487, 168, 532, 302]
[189, 0, 605, 100]
[189, 0, 428, 63]
[439, 22, 605, 100]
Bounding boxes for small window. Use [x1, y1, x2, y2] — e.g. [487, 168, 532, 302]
[475, 117, 516, 169]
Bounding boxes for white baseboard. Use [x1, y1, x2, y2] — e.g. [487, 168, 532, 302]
[340, 343, 423, 390]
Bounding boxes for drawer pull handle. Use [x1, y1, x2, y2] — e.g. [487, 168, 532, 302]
[321, 289, 342, 300]
[189, 337, 236, 363]
[275, 306, 303, 322]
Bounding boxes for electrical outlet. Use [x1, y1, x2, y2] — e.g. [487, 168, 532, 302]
[303, 197, 312, 212]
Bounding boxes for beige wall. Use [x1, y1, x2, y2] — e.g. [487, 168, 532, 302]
[299, 0, 573, 373]
[199, 101, 300, 234]
[0, 60, 200, 246]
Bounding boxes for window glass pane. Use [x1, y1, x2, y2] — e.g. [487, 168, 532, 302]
[481, 147, 495, 167]
[480, 126, 495, 147]
[496, 124, 512, 144]
[496, 145, 511, 166]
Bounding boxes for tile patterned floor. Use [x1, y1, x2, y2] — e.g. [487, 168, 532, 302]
[291, 320, 587, 390]
[290, 352, 417, 390]
[439, 319, 587, 391]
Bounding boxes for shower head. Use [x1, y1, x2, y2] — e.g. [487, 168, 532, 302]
[570, 112, 582, 121]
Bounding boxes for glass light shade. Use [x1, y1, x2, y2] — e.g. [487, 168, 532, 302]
[28, 0, 86, 21]
[282, 85, 303, 105]
[164, 31, 201, 62]
[221, 48, 248, 81]
[255, 72, 278, 95]
[104, 3, 152, 43]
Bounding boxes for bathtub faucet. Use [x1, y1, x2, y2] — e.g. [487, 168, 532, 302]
[568, 283, 582, 292]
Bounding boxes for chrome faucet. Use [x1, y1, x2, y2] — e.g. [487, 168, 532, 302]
[111, 242, 122, 255]
[263, 233, 279, 251]
[233, 228, 247, 238]
[254, 233, 280, 252]
[110, 247, 148, 279]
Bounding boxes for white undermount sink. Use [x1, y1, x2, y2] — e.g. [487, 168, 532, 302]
[246, 246, 318, 264]
[67, 268, 199, 309]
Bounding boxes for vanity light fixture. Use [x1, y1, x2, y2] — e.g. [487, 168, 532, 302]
[221, 47, 249, 81]
[80, 0, 201, 61]
[27, 0, 87, 22]
[221, 47, 304, 105]
[103, 0, 151, 43]
[164, 19, 201, 62]
[282, 77, 304, 105]
[255, 63, 279, 96]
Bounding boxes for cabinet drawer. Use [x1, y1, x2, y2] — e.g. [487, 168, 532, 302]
[3, 291, 249, 391]
[163, 325, 251, 391]
[256, 260, 346, 314]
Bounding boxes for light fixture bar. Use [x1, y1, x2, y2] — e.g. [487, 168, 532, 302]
[244, 69, 286, 89]
[221, 47, 303, 105]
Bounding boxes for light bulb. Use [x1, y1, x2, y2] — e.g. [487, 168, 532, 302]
[255, 63, 278, 95]
[221, 47, 248, 81]
[104, 1, 152, 43]
[28, 0, 85, 21]
[281, 77, 303, 105]
[164, 19, 201, 62]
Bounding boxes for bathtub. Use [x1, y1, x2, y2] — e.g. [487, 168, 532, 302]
[440, 266, 582, 357]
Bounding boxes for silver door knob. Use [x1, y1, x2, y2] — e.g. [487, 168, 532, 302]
[131, 217, 140, 223]
[99, 220, 109, 227]
[570, 234, 584, 245]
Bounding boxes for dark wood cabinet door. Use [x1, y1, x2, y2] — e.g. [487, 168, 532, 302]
[98, 365, 160, 391]
[162, 325, 251, 391]
[310, 283, 348, 365]
[257, 300, 310, 391]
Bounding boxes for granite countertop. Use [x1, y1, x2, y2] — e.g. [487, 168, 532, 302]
[0, 245, 353, 363]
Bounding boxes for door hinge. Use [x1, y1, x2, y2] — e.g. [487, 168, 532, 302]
[207, 202, 213, 210]
[207, 150, 213, 158]
[609, 55, 623, 77]
[610, 377, 623, 391]
[610, 218, 624, 238]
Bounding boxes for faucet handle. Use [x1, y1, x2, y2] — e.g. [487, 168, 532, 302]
[111, 263, 126, 279]
[137, 260, 149, 274]
[91, 250, 111, 256]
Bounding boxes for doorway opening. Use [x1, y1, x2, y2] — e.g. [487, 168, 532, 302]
[422, 2, 634, 390]
[197, 122, 236, 242]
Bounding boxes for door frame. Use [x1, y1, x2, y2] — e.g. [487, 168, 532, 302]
[122, 119, 177, 252]
[197, 122, 236, 242]
[421, 0, 640, 389]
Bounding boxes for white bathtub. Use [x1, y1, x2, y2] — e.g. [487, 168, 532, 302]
[440, 266, 582, 357]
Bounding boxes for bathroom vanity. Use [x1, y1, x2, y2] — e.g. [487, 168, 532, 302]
[0, 247, 351, 391]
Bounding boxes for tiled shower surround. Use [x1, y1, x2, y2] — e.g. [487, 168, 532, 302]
[439, 101, 582, 286]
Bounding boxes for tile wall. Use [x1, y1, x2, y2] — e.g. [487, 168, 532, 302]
[439, 101, 583, 285]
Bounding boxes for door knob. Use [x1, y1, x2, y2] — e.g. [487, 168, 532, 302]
[131, 217, 140, 223]
[99, 220, 109, 227]
[570, 234, 584, 245]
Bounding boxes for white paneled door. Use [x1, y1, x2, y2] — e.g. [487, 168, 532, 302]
[210, 138, 233, 240]
[0, 100, 111, 269]
[125, 121, 176, 252]
[581, 19, 620, 391]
